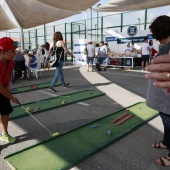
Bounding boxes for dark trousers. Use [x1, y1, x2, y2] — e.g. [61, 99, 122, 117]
[160, 112, 170, 156]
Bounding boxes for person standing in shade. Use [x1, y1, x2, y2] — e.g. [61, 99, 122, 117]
[0, 37, 19, 143]
[95, 43, 100, 69]
[141, 37, 151, 71]
[46, 31, 74, 93]
[145, 15, 170, 167]
[86, 40, 95, 72]
[149, 40, 157, 62]
[98, 41, 108, 71]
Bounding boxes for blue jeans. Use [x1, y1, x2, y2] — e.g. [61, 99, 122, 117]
[98, 57, 106, 64]
[50, 61, 66, 87]
[160, 112, 170, 156]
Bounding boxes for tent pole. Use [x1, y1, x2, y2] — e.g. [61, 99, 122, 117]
[85, 10, 88, 39]
[20, 28, 24, 50]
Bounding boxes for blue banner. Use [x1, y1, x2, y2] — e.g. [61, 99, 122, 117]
[117, 36, 146, 44]
[105, 36, 118, 42]
[147, 34, 155, 40]
[74, 44, 87, 46]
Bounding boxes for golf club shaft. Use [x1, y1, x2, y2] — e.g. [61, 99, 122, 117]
[19, 104, 52, 134]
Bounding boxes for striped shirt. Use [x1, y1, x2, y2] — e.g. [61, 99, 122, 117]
[146, 42, 170, 114]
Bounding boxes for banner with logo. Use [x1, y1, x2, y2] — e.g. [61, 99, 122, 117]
[73, 39, 88, 65]
[117, 36, 146, 44]
[110, 57, 133, 67]
[105, 36, 118, 42]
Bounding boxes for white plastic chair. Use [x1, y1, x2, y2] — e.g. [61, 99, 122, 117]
[29, 58, 42, 79]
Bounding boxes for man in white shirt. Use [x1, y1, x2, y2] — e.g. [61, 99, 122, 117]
[86, 40, 95, 71]
[141, 37, 151, 71]
[98, 41, 108, 71]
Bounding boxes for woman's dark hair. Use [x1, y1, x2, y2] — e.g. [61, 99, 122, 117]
[149, 15, 170, 40]
[100, 41, 104, 45]
[53, 31, 63, 42]
[45, 42, 50, 51]
[96, 43, 99, 47]
[149, 40, 153, 46]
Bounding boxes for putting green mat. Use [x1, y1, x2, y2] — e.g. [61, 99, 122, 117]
[10, 90, 105, 120]
[12, 82, 61, 94]
[5, 102, 158, 170]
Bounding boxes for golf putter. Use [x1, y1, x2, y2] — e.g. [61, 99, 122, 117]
[18, 102, 59, 137]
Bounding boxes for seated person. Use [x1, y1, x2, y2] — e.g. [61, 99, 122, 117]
[14, 48, 26, 78]
[28, 51, 37, 68]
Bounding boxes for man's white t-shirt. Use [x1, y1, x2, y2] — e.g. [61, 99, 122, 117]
[125, 47, 132, 53]
[87, 44, 95, 57]
[141, 42, 150, 55]
[98, 45, 108, 58]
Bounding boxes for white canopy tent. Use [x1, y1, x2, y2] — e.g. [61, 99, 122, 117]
[93, 0, 170, 12]
[2, 0, 99, 30]
[37, 0, 99, 12]
[0, 5, 16, 30]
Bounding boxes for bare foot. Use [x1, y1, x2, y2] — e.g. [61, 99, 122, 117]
[156, 156, 170, 166]
[152, 141, 168, 149]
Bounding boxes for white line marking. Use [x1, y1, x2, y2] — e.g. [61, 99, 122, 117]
[125, 69, 148, 73]
[103, 72, 145, 77]
[77, 102, 90, 106]
[39, 90, 59, 97]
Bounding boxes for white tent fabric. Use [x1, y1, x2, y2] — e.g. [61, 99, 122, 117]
[0, 5, 17, 30]
[5, 0, 79, 29]
[93, 0, 170, 12]
[37, 0, 99, 11]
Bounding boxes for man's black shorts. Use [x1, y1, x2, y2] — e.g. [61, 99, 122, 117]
[142, 55, 150, 62]
[0, 93, 13, 115]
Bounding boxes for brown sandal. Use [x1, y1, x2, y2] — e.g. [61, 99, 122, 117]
[152, 141, 168, 149]
[156, 156, 170, 166]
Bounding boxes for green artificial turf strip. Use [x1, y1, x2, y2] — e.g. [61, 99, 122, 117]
[5, 102, 158, 170]
[10, 90, 105, 120]
[12, 82, 61, 94]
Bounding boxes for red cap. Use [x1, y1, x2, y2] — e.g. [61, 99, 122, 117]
[0, 37, 18, 50]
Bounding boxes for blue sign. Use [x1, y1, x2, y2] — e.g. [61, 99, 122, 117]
[147, 34, 155, 40]
[105, 36, 118, 42]
[74, 44, 87, 46]
[74, 52, 82, 54]
[117, 36, 145, 44]
[127, 26, 138, 37]
[124, 58, 133, 67]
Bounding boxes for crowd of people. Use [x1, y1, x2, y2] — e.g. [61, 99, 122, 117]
[85, 40, 109, 72]
[84, 38, 158, 72]
[0, 15, 170, 167]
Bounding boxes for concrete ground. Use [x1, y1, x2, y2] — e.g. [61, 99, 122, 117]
[0, 65, 167, 170]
